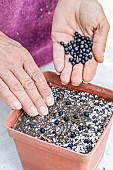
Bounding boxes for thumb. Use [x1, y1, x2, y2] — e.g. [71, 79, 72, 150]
[93, 19, 110, 63]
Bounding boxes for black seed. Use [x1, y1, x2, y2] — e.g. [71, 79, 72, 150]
[82, 48, 86, 52]
[88, 43, 93, 47]
[73, 58, 77, 62]
[89, 47, 92, 52]
[68, 143, 73, 148]
[74, 32, 78, 36]
[74, 36, 77, 40]
[84, 53, 89, 57]
[81, 36, 85, 40]
[80, 99, 85, 103]
[84, 111, 89, 117]
[73, 53, 77, 58]
[70, 50, 74, 56]
[74, 46, 79, 51]
[72, 61, 76, 65]
[67, 42, 71, 46]
[84, 44, 89, 49]
[29, 124, 35, 128]
[56, 96, 61, 101]
[65, 51, 70, 55]
[84, 56, 88, 61]
[63, 44, 67, 48]
[79, 54, 83, 58]
[82, 56, 85, 59]
[79, 58, 82, 62]
[68, 46, 72, 51]
[65, 101, 72, 105]
[87, 40, 91, 44]
[81, 60, 86, 64]
[85, 49, 90, 53]
[52, 130, 57, 135]
[84, 138, 89, 143]
[88, 55, 92, 59]
[79, 49, 83, 54]
[69, 57, 73, 62]
[58, 111, 64, 116]
[94, 102, 99, 106]
[78, 125, 83, 131]
[74, 39, 77, 43]
[93, 119, 97, 124]
[40, 128, 45, 133]
[64, 47, 69, 52]
[80, 41, 84, 45]
[73, 114, 79, 119]
[64, 116, 69, 122]
[76, 38, 81, 43]
[54, 119, 60, 125]
[70, 40, 74, 44]
[85, 36, 90, 41]
[76, 51, 80, 55]
[60, 41, 64, 46]
[75, 58, 79, 64]
[80, 44, 84, 49]
[78, 34, 81, 38]
[70, 133, 76, 138]
[72, 43, 76, 48]
[94, 109, 99, 113]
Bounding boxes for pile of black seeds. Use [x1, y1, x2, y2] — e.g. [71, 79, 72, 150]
[15, 84, 113, 154]
[60, 32, 93, 65]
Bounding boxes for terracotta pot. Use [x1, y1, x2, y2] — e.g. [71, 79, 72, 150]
[4, 71, 113, 170]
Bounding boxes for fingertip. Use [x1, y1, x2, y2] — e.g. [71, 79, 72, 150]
[11, 101, 22, 110]
[93, 46, 104, 63]
[83, 57, 97, 83]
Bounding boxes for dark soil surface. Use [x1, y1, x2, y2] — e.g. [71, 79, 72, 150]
[15, 84, 113, 154]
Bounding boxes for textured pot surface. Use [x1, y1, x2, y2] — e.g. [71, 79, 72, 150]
[4, 71, 113, 170]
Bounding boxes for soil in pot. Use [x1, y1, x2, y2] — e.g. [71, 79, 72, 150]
[15, 83, 113, 154]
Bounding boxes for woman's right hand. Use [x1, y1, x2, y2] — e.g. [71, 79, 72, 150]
[0, 32, 54, 116]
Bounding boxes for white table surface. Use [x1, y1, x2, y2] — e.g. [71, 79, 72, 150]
[0, 40, 113, 170]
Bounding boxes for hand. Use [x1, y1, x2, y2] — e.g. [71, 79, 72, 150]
[52, 0, 110, 85]
[0, 32, 54, 116]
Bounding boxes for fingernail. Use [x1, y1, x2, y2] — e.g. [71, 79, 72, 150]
[46, 96, 54, 106]
[72, 83, 79, 86]
[29, 106, 39, 117]
[39, 106, 48, 116]
[83, 81, 89, 84]
[61, 82, 67, 85]
[12, 101, 22, 110]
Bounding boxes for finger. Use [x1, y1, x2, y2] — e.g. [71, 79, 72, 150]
[11, 67, 49, 116]
[0, 78, 22, 110]
[93, 19, 110, 63]
[83, 54, 98, 83]
[60, 55, 72, 84]
[1, 71, 39, 117]
[71, 63, 83, 86]
[23, 50, 54, 106]
[53, 42, 64, 73]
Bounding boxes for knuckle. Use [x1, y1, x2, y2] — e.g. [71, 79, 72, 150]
[31, 70, 45, 83]
[10, 82, 23, 91]
[34, 97, 44, 105]
[23, 79, 36, 90]
[0, 83, 9, 95]
[39, 87, 49, 95]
